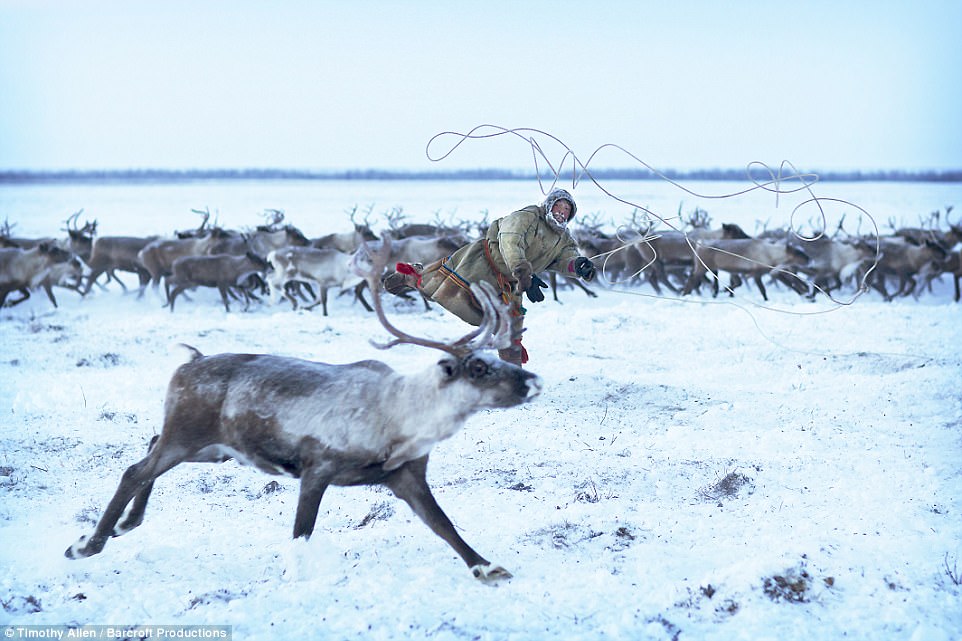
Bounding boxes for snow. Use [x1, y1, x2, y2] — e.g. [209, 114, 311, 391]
[1, 179, 961, 639]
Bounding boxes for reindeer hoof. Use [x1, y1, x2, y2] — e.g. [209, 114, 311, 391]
[65, 535, 103, 559]
[471, 564, 512, 583]
[111, 521, 138, 537]
[65, 536, 90, 559]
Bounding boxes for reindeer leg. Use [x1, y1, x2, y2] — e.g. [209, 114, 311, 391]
[681, 268, 702, 297]
[238, 286, 255, 311]
[292, 464, 332, 539]
[42, 283, 59, 308]
[645, 272, 663, 295]
[66, 441, 189, 558]
[83, 269, 110, 294]
[650, 263, 669, 293]
[384, 456, 511, 582]
[135, 269, 151, 293]
[6, 288, 30, 307]
[218, 285, 232, 312]
[168, 285, 186, 312]
[754, 274, 769, 301]
[302, 286, 325, 312]
[298, 282, 316, 303]
[112, 436, 161, 535]
[104, 270, 125, 292]
[353, 281, 374, 312]
[419, 292, 433, 311]
[572, 278, 597, 298]
[80, 271, 96, 295]
[728, 274, 744, 296]
[360, 285, 376, 312]
[900, 275, 916, 298]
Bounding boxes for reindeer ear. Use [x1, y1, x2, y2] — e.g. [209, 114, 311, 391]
[437, 357, 461, 381]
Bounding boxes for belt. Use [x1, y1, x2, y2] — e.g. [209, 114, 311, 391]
[481, 239, 515, 304]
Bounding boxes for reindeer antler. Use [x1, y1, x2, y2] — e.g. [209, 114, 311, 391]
[263, 209, 285, 228]
[944, 205, 959, 231]
[62, 210, 82, 232]
[383, 206, 407, 232]
[351, 236, 512, 356]
[458, 280, 514, 352]
[191, 207, 211, 231]
[685, 207, 711, 230]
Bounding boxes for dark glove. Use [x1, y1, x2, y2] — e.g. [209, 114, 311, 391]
[525, 274, 548, 303]
[574, 256, 596, 282]
[511, 260, 533, 294]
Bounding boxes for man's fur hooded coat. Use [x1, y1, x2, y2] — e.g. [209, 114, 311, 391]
[417, 199, 581, 326]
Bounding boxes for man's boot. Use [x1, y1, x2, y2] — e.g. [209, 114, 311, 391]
[497, 339, 527, 367]
[382, 262, 423, 295]
[497, 347, 522, 366]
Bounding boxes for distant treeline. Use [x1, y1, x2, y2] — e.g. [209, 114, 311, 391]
[1, 167, 960, 184]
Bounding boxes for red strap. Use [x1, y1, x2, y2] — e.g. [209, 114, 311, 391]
[395, 262, 422, 288]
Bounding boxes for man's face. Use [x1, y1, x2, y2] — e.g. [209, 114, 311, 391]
[551, 200, 573, 225]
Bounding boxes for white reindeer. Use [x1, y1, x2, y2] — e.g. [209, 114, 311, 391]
[266, 246, 358, 314]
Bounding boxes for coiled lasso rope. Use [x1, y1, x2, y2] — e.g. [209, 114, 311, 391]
[425, 125, 883, 309]
[422, 125, 928, 363]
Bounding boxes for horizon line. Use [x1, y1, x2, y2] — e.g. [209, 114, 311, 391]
[2, 166, 961, 184]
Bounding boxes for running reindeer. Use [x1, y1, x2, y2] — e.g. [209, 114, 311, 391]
[65, 238, 542, 582]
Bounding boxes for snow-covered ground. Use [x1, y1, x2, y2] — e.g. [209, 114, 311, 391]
[1, 266, 959, 640]
[1, 179, 961, 639]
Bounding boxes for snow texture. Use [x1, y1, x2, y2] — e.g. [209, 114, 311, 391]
[1, 180, 960, 640]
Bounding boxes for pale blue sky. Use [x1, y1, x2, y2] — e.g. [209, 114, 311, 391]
[1, 0, 960, 172]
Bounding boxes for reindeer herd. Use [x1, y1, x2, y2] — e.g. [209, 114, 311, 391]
[575, 206, 962, 303]
[3, 200, 958, 581]
[0, 207, 469, 314]
[1, 203, 961, 314]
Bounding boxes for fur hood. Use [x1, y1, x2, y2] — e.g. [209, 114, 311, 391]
[542, 188, 577, 231]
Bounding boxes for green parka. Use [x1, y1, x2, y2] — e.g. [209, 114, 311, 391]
[417, 204, 582, 326]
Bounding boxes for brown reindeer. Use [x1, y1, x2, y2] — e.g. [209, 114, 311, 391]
[165, 252, 270, 312]
[0, 243, 75, 307]
[682, 238, 811, 301]
[66, 239, 542, 582]
[83, 236, 158, 294]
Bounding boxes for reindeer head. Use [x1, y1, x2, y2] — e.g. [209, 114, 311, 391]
[63, 210, 97, 239]
[37, 241, 74, 263]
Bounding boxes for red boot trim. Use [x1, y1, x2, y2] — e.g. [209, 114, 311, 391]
[395, 262, 422, 288]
